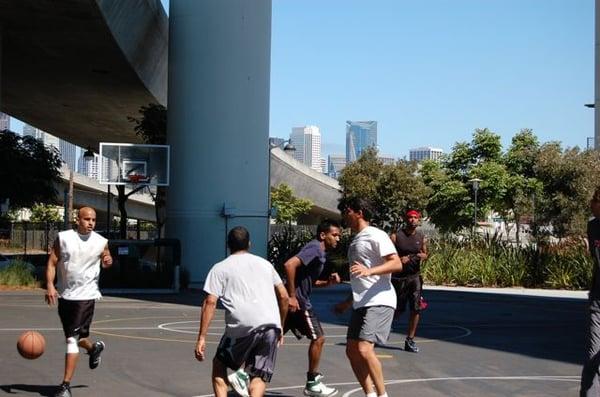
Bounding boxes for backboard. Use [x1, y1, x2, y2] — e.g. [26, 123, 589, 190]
[98, 143, 170, 186]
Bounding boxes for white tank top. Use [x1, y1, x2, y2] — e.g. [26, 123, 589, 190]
[56, 229, 108, 300]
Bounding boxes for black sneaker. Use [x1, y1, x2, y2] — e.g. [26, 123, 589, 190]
[89, 341, 105, 369]
[405, 338, 419, 353]
[54, 383, 72, 397]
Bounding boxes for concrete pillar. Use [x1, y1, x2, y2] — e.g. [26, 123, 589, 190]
[594, 0, 600, 150]
[166, 0, 272, 286]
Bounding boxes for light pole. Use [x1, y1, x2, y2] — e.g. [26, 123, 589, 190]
[469, 178, 482, 232]
[267, 139, 296, 233]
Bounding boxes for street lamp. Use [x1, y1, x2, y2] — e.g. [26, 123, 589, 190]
[83, 146, 95, 161]
[469, 178, 482, 231]
[267, 139, 296, 233]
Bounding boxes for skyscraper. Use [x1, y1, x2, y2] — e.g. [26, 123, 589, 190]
[0, 113, 10, 131]
[290, 125, 322, 173]
[78, 152, 99, 179]
[23, 124, 60, 149]
[60, 140, 78, 171]
[346, 120, 377, 162]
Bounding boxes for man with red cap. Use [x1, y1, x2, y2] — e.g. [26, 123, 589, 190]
[390, 209, 428, 353]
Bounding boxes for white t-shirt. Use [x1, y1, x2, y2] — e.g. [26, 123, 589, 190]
[57, 230, 107, 300]
[204, 252, 283, 338]
[348, 226, 398, 309]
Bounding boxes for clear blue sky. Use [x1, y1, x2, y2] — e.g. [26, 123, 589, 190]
[15, 1, 593, 160]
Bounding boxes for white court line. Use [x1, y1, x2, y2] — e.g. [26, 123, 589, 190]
[191, 375, 579, 397]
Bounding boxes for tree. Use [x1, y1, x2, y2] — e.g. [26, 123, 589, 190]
[127, 103, 168, 238]
[271, 184, 313, 225]
[0, 130, 62, 209]
[338, 147, 430, 231]
[30, 203, 62, 223]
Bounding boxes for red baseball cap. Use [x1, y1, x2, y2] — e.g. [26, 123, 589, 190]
[406, 210, 421, 218]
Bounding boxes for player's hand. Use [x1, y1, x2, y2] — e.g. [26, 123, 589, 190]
[328, 272, 341, 285]
[288, 296, 300, 312]
[101, 253, 113, 268]
[400, 256, 410, 265]
[417, 252, 427, 261]
[45, 286, 58, 306]
[350, 261, 371, 277]
[277, 333, 284, 347]
[195, 337, 206, 361]
[334, 299, 352, 315]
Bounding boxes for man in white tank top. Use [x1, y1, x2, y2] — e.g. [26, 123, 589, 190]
[45, 207, 113, 397]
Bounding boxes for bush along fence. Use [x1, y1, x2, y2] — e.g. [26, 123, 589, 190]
[269, 227, 593, 290]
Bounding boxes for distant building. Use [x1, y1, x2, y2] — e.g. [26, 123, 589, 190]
[327, 154, 347, 179]
[78, 152, 99, 179]
[587, 136, 595, 150]
[0, 113, 10, 131]
[23, 124, 59, 150]
[409, 146, 444, 162]
[346, 120, 377, 162]
[378, 154, 396, 165]
[290, 125, 322, 173]
[60, 140, 78, 171]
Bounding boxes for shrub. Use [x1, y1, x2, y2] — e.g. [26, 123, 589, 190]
[0, 260, 38, 287]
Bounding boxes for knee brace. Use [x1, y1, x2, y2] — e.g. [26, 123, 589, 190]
[66, 336, 79, 354]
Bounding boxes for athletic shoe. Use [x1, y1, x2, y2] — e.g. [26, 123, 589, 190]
[89, 341, 105, 369]
[227, 369, 250, 397]
[304, 374, 338, 396]
[405, 337, 419, 353]
[54, 383, 72, 397]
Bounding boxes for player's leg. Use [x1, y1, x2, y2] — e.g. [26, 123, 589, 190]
[346, 338, 375, 395]
[56, 299, 81, 397]
[580, 301, 600, 396]
[245, 327, 281, 397]
[302, 309, 337, 396]
[405, 276, 422, 353]
[212, 356, 229, 397]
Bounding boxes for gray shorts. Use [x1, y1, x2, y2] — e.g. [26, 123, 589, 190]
[216, 326, 280, 383]
[347, 305, 394, 345]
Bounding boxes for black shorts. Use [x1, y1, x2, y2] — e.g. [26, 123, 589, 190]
[391, 274, 423, 314]
[58, 298, 95, 339]
[215, 327, 280, 383]
[284, 309, 324, 340]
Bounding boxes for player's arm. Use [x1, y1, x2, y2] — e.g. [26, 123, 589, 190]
[334, 293, 353, 314]
[101, 243, 113, 268]
[350, 253, 402, 277]
[283, 256, 302, 311]
[274, 283, 289, 345]
[45, 238, 60, 305]
[195, 293, 217, 361]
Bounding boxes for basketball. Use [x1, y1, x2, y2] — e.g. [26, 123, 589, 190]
[17, 330, 45, 359]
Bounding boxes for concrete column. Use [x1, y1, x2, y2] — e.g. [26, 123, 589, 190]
[594, 0, 600, 150]
[166, 0, 272, 285]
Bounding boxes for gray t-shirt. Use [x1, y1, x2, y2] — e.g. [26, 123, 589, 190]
[204, 252, 283, 337]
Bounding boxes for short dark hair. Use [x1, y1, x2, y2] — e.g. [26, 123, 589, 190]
[593, 186, 600, 203]
[316, 219, 341, 240]
[338, 197, 373, 221]
[227, 226, 250, 253]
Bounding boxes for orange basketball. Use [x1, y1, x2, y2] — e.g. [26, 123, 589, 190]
[17, 330, 45, 359]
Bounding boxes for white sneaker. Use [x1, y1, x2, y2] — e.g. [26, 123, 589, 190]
[227, 369, 250, 397]
[303, 374, 338, 397]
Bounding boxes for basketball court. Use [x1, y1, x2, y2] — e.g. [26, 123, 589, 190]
[0, 286, 585, 396]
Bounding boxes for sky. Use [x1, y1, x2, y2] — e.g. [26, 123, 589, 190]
[14, 1, 594, 160]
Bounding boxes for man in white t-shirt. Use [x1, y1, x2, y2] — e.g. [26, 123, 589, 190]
[195, 226, 289, 397]
[335, 198, 401, 397]
[45, 207, 113, 397]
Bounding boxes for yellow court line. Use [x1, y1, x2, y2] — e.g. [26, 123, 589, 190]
[376, 354, 394, 359]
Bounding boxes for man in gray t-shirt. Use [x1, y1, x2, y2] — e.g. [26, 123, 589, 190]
[195, 227, 289, 397]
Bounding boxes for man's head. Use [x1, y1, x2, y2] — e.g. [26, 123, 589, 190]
[228, 226, 250, 253]
[316, 219, 341, 250]
[405, 209, 421, 229]
[77, 207, 96, 234]
[591, 186, 600, 218]
[339, 197, 373, 232]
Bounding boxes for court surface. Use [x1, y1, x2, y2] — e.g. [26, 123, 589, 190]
[0, 285, 586, 396]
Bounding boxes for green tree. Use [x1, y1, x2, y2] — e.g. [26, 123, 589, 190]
[338, 147, 429, 231]
[126, 103, 168, 238]
[271, 184, 313, 225]
[0, 130, 62, 209]
[30, 203, 62, 223]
